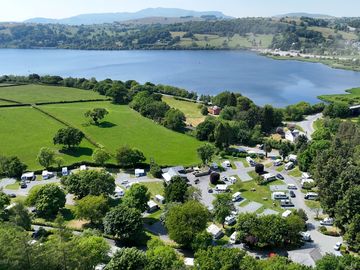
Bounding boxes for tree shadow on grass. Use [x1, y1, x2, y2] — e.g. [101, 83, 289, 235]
[60, 147, 93, 157]
[98, 121, 117, 128]
[60, 208, 75, 221]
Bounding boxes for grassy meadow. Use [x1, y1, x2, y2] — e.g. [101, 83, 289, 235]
[0, 85, 203, 169]
[40, 102, 202, 166]
[0, 84, 106, 103]
[162, 96, 204, 126]
[0, 107, 94, 169]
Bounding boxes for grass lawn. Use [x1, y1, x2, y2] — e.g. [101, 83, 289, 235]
[141, 181, 164, 197]
[0, 106, 94, 169]
[318, 87, 360, 105]
[0, 100, 16, 105]
[232, 180, 282, 211]
[5, 182, 20, 190]
[276, 165, 285, 172]
[288, 167, 302, 178]
[305, 200, 321, 209]
[162, 96, 204, 126]
[41, 102, 202, 166]
[0, 84, 106, 104]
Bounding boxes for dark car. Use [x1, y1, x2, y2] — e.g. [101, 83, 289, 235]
[289, 190, 296, 198]
[194, 179, 200, 184]
[276, 174, 284, 180]
[208, 188, 213, 193]
[20, 181, 27, 189]
[8, 193, 16, 198]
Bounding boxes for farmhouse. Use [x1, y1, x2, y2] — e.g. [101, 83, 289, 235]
[162, 166, 187, 184]
[207, 224, 223, 239]
[208, 106, 221, 115]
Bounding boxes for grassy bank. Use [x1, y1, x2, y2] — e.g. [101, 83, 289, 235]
[318, 87, 360, 105]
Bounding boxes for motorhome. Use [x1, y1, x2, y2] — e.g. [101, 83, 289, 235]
[304, 192, 319, 200]
[272, 192, 288, 200]
[232, 192, 242, 202]
[285, 162, 294, 171]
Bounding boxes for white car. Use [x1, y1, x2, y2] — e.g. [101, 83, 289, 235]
[320, 217, 334, 226]
[334, 242, 342, 251]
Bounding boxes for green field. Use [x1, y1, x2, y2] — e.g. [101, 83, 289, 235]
[0, 85, 203, 169]
[0, 84, 106, 104]
[176, 33, 273, 49]
[162, 96, 204, 126]
[318, 87, 360, 105]
[0, 106, 94, 169]
[41, 102, 202, 166]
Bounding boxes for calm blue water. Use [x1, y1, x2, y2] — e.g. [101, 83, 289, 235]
[0, 49, 360, 106]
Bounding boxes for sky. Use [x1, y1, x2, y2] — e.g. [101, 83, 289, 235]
[1, 0, 360, 21]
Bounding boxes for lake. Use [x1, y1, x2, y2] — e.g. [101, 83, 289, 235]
[1, 49, 360, 106]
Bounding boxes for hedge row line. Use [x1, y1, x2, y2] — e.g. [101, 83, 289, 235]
[32, 105, 100, 148]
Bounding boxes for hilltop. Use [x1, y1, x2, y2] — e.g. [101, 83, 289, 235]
[24, 7, 232, 25]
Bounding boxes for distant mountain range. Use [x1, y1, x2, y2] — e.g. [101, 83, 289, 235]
[274, 12, 335, 19]
[24, 8, 232, 25]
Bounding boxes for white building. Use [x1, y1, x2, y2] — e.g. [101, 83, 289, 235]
[21, 172, 35, 181]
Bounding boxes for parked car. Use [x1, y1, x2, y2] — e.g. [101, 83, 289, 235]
[287, 184, 297, 190]
[276, 174, 284, 180]
[320, 217, 334, 226]
[20, 181, 27, 189]
[334, 242, 342, 251]
[300, 232, 312, 242]
[289, 190, 296, 198]
[194, 179, 200, 184]
[8, 193, 16, 198]
[208, 188, 213, 193]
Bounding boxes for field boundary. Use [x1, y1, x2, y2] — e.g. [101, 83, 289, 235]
[0, 98, 111, 108]
[32, 105, 100, 148]
[0, 97, 23, 104]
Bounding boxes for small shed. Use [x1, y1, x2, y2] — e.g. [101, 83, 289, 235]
[80, 165, 87, 171]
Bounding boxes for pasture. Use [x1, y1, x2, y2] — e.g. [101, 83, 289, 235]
[40, 102, 202, 166]
[0, 107, 94, 169]
[162, 96, 204, 126]
[0, 84, 106, 104]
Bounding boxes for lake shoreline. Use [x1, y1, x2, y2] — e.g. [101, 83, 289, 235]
[1, 49, 360, 107]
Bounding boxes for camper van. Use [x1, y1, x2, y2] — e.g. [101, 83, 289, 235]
[272, 192, 289, 200]
[304, 192, 319, 200]
[62, 167, 69, 176]
[21, 172, 35, 182]
[229, 231, 238, 244]
[273, 159, 282, 166]
[215, 184, 229, 193]
[232, 192, 242, 202]
[246, 156, 256, 166]
[285, 162, 294, 171]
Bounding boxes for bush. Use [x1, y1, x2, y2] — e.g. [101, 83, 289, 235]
[210, 172, 220, 185]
